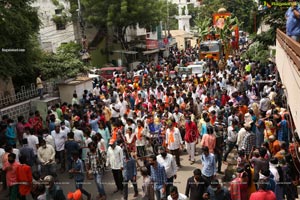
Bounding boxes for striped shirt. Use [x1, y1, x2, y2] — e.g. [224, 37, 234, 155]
[150, 164, 167, 190]
[241, 131, 256, 155]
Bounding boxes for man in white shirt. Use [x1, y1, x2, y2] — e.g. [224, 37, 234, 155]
[208, 101, 220, 114]
[106, 140, 124, 193]
[165, 123, 183, 167]
[236, 127, 247, 151]
[51, 123, 67, 172]
[172, 108, 184, 124]
[27, 129, 39, 157]
[37, 139, 56, 177]
[135, 120, 147, 158]
[110, 99, 121, 123]
[268, 88, 277, 102]
[200, 91, 208, 103]
[157, 147, 177, 198]
[60, 121, 70, 135]
[42, 130, 55, 149]
[119, 96, 128, 118]
[93, 84, 100, 96]
[167, 186, 187, 200]
[72, 121, 84, 147]
[176, 93, 184, 106]
[259, 93, 271, 117]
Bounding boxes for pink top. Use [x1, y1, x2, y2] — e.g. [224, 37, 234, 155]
[201, 134, 216, 153]
[3, 161, 20, 186]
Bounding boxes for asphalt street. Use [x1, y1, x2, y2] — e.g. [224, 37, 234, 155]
[0, 146, 237, 200]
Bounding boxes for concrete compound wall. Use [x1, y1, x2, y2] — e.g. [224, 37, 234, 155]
[0, 100, 32, 122]
[0, 96, 60, 123]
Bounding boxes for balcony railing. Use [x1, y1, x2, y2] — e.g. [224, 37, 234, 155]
[276, 29, 300, 71]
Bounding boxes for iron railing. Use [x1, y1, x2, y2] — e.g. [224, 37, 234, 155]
[0, 81, 58, 109]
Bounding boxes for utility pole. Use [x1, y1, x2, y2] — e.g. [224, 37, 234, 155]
[167, 0, 170, 35]
[77, 0, 85, 42]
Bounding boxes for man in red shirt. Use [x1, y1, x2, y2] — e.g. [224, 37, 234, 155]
[16, 155, 32, 200]
[184, 116, 199, 165]
[3, 153, 20, 200]
[249, 177, 276, 200]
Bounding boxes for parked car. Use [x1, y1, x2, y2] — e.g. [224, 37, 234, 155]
[98, 66, 126, 80]
[186, 61, 207, 76]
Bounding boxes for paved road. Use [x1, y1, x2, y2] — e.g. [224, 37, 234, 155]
[0, 146, 237, 200]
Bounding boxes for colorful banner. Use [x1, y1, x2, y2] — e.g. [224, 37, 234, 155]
[146, 39, 159, 49]
[212, 13, 231, 29]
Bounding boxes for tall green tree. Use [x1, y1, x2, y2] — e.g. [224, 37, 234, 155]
[0, 0, 40, 87]
[80, 0, 170, 50]
[253, 0, 287, 46]
[194, 17, 211, 42]
[39, 42, 88, 80]
[242, 42, 270, 64]
[225, 0, 257, 32]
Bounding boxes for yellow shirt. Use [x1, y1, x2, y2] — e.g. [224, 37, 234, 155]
[36, 77, 43, 89]
[245, 64, 251, 72]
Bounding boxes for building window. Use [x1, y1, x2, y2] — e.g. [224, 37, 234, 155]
[56, 23, 66, 30]
[55, 9, 62, 15]
[52, 14, 68, 30]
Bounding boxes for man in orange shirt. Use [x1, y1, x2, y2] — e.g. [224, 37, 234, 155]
[3, 153, 20, 200]
[16, 155, 32, 200]
[268, 135, 281, 156]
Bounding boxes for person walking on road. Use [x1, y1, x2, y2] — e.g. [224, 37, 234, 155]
[37, 139, 56, 178]
[157, 147, 177, 197]
[149, 154, 167, 200]
[16, 155, 33, 200]
[185, 168, 209, 200]
[223, 119, 239, 164]
[86, 142, 106, 200]
[122, 149, 138, 200]
[106, 140, 124, 193]
[69, 151, 91, 200]
[140, 166, 154, 200]
[184, 116, 199, 165]
[165, 121, 183, 168]
[201, 146, 216, 184]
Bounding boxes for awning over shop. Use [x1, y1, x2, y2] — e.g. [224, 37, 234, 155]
[134, 44, 147, 49]
[113, 50, 138, 54]
[143, 49, 159, 55]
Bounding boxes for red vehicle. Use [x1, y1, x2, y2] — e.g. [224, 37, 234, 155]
[98, 67, 126, 80]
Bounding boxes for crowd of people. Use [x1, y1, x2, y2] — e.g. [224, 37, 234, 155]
[0, 45, 300, 200]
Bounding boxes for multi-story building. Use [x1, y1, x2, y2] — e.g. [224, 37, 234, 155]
[31, 0, 76, 53]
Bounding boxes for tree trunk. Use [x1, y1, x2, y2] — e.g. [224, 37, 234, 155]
[113, 26, 131, 67]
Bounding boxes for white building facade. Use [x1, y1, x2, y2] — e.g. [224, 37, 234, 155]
[171, 0, 201, 32]
[171, 0, 201, 7]
[31, 0, 76, 53]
